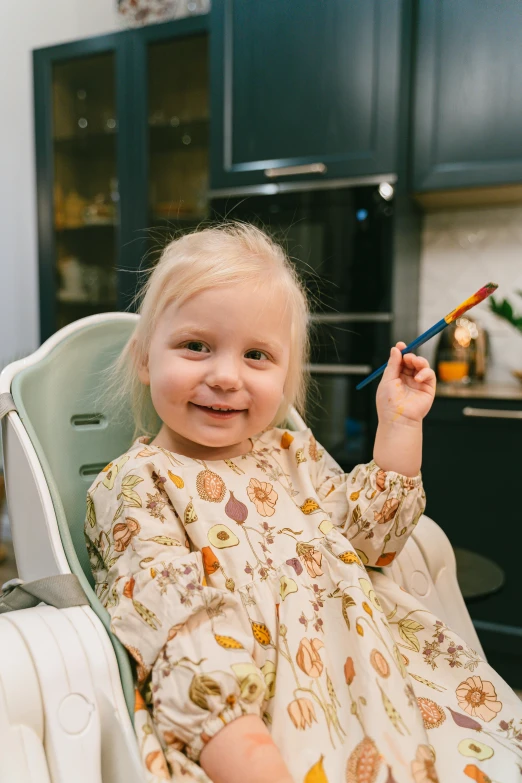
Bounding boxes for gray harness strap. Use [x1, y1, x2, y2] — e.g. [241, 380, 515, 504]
[0, 574, 89, 613]
[0, 393, 16, 421]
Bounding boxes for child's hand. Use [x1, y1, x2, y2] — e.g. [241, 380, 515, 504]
[376, 342, 436, 427]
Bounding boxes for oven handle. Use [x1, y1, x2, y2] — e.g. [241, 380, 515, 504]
[307, 364, 372, 375]
[462, 406, 522, 420]
[265, 163, 327, 178]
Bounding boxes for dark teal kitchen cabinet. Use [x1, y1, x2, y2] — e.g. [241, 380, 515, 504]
[34, 15, 209, 341]
[413, 0, 522, 192]
[422, 396, 522, 687]
[210, 0, 407, 191]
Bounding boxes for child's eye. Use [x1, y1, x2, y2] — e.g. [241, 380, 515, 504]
[183, 341, 209, 353]
[246, 349, 269, 361]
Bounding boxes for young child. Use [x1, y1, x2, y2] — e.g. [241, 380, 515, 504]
[86, 224, 522, 783]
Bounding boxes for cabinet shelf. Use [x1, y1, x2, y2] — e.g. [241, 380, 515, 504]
[149, 119, 208, 154]
[57, 299, 117, 309]
[53, 132, 117, 156]
[55, 222, 117, 233]
[150, 212, 207, 225]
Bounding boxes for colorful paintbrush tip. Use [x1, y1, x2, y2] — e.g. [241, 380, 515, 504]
[444, 282, 498, 324]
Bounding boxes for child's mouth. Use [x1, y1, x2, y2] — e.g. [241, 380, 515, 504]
[192, 403, 244, 419]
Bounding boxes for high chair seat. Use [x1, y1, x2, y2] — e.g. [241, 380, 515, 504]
[0, 312, 485, 782]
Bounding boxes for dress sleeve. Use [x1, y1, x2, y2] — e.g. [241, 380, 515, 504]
[306, 430, 426, 568]
[85, 459, 265, 762]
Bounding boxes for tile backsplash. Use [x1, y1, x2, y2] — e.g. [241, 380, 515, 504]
[419, 205, 522, 383]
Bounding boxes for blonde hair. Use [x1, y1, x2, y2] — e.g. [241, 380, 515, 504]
[110, 222, 314, 438]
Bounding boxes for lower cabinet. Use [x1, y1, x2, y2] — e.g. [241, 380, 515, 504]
[422, 396, 522, 687]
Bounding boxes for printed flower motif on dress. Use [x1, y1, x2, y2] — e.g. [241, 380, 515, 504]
[298, 583, 327, 634]
[247, 477, 278, 516]
[411, 744, 439, 783]
[296, 637, 324, 677]
[422, 620, 482, 672]
[145, 491, 169, 522]
[456, 676, 502, 722]
[296, 541, 323, 577]
[277, 629, 345, 749]
[287, 697, 317, 730]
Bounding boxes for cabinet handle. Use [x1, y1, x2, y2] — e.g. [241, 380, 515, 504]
[462, 406, 522, 420]
[310, 313, 393, 323]
[264, 163, 327, 178]
[307, 364, 372, 375]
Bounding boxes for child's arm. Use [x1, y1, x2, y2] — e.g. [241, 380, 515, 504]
[305, 344, 435, 568]
[373, 342, 436, 477]
[86, 460, 271, 766]
[200, 715, 293, 783]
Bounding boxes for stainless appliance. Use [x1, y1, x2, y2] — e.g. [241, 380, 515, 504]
[210, 184, 395, 470]
[434, 316, 489, 385]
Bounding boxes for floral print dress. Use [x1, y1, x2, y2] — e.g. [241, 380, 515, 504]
[85, 426, 522, 783]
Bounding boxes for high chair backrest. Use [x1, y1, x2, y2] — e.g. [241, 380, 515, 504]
[1, 314, 141, 717]
[9, 315, 138, 589]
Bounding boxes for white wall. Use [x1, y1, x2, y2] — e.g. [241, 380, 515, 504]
[419, 205, 522, 383]
[0, 0, 121, 368]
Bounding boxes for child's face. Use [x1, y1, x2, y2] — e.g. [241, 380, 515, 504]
[139, 280, 292, 459]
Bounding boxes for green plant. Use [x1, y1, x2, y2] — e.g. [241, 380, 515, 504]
[489, 291, 522, 332]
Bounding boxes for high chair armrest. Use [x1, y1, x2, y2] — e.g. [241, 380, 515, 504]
[384, 515, 486, 659]
[0, 606, 145, 783]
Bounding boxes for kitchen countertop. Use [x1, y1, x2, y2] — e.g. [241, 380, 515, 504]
[436, 382, 522, 400]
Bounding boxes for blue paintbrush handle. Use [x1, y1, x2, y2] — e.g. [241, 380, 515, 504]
[356, 318, 446, 391]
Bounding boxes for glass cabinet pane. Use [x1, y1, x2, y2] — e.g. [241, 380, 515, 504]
[52, 53, 118, 329]
[148, 34, 209, 255]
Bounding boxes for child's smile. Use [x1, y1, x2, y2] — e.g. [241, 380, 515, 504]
[138, 281, 292, 461]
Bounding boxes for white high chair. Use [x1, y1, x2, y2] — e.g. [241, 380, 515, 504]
[0, 313, 485, 783]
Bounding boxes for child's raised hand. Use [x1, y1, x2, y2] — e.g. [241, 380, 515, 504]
[376, 342, 436, 426]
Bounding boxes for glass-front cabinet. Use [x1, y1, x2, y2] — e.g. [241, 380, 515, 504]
[52, 52, 119, 330]
[34, 16, 210, 340]
[148, 35, 209, 235]
[128, 17, 211, 270]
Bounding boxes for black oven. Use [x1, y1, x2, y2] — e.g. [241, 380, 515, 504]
[210, 184, 395, 470]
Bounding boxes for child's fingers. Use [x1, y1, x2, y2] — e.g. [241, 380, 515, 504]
[401, 353, 429, 371]
[400, 353, 418, 373]
[412, 355, 429, 369]
[383, 345, 402, 380]
[385, 343, 433, 381]
[414, 367, 436, 385]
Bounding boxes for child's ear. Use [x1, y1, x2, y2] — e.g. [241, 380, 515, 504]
[131, 339, 150, 386]
[137, 361, 150, 386]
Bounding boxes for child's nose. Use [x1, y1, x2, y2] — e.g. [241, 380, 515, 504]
[206, 356, 244, 391]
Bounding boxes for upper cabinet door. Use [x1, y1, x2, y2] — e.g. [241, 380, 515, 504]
[210, 0, 403, 191]
[129, 16, 210, 271]
[413, 1, 522, 192]
[34, 34, 133, 341]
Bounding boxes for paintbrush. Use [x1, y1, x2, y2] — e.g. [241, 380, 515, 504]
[356, 282, 498, 391]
